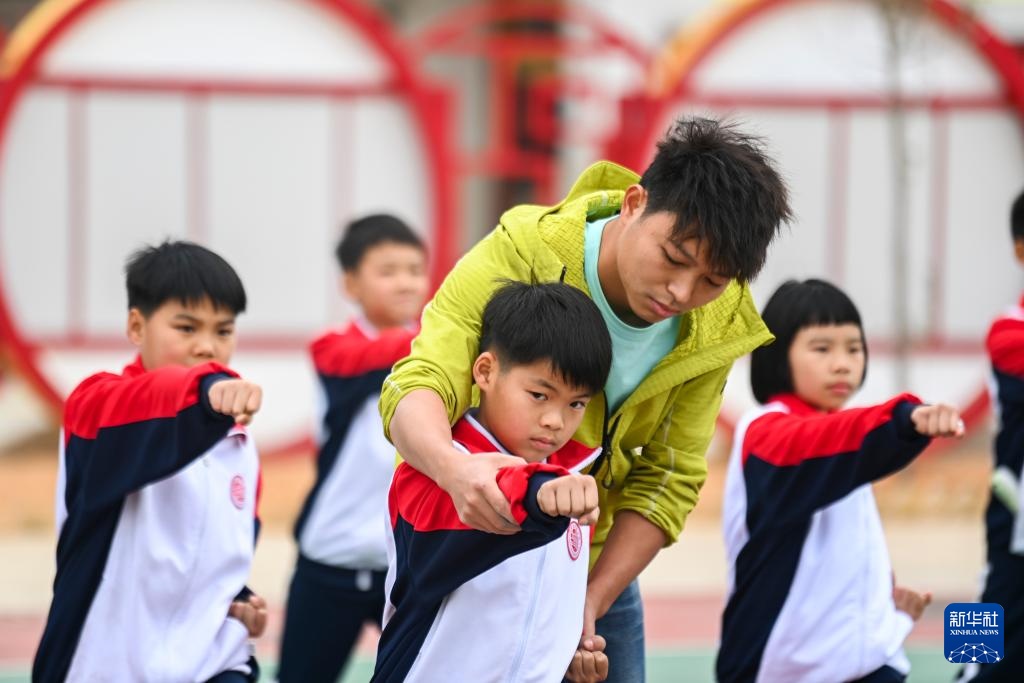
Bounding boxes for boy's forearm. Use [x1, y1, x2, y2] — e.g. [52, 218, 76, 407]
[389, 388, 459, 486]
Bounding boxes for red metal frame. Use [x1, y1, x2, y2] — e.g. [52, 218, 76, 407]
[618, 0, 1024, 439]
[412, 0, 652, 205]
[0, 0, 456, 448]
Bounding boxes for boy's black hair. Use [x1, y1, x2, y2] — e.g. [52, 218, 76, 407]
[335, 214, 425, 272]
[1011, 188, 1024, 241]
[639, 117, 791, 283]
[479, 281, 612, 395]
[125, 240, 247, 316]
[750, 279, 867, 404]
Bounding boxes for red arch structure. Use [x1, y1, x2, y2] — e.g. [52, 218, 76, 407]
[410, 0, 653, 206]
[612, 0, 1024, 438]
[0, 0, 455, 448]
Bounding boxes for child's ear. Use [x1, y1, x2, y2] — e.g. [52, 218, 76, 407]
[1014, 237, 1024, 266]
[472, 351, 498, 390]
[341, 271, 358, 300]
[126, 308, 146, 347]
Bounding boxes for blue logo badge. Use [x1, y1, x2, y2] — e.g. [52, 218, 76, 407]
[944, 603, 1004, 664]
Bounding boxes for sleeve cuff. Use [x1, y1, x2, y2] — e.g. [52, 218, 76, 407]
[199, 372, 235, 419]
[892, 400, 928, 443]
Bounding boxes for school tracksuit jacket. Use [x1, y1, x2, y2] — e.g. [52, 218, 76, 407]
[33, 358, 260, 683]
[718, 393, 931, 683]
[373, 414, 601, 683]
[986, 295, 1024, 556]
[293, 319, 417, 570]
[960, 295, 1024, 681]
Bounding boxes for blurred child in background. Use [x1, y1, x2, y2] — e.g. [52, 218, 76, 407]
[277, 215, 428, 683]
[34, 241, 266, 683]
[957, 191, 1024, 682]
[717, 279, 963, 683]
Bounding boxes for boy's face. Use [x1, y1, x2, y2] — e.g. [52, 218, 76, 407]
[472, 353, 592, 462]
[344, 242, 428, 329]
[127, 297, 237, 370]
[608, 186, 732, 325]
[788, 323, 865, 412]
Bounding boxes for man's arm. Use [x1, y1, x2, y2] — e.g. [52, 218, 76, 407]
[380, 225, 535, 532]
[389, 389, 523, 533]
[583, 511, 664, 634]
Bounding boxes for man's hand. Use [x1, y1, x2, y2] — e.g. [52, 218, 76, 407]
[208, 379, 262, 426]
[893, 585, 932, 622]
[228, 592, 268, 637]
[910, 404, 964, 438]
[537, 473, 599, 524]
[565, 634, 608, 682]
[439, 451, 526, 534]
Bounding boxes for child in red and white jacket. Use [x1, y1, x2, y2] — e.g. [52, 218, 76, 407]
[717, 279, 963, 683]
[374, 282, 613, 683]
[34, 241, 265, 683]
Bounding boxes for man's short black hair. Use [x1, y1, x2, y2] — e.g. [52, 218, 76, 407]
[479, 281, 612, 395]
[1011, 188, 1024, 242]
[639, 117, 791, 283]
[125, 240, 247, 316]
[335, 214, 425, 272]
[750, 279, 866, 404]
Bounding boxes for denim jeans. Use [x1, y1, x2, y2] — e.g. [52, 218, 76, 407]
[594, 579, 645, 683]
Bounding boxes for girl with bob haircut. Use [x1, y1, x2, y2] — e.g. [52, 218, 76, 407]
[717, 279, 963, 683]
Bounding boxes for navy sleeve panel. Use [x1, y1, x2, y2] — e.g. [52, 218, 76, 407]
[373, 470, 570, 682]
[311, 327, 416, 378]
[292, 369, 391, 541]
[63, 400, 235, 518]
[743, 397, 929, 533]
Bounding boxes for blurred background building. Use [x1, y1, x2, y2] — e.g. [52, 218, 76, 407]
[1, 1, 1022, 680]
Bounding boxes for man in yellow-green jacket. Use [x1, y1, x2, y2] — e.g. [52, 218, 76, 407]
[380, 117, 791, 682]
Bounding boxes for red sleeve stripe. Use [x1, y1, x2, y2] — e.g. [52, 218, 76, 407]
[742, 393, 920, 467]
[388, 461, 568, 531]
[64, 361, 236, 442]
[389, 462, 468, 531]
[988, 316, 1024, 377]
[310, 325, 417, 378]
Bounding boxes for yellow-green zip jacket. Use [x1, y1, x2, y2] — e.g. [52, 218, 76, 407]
[380, 161, 773, 566]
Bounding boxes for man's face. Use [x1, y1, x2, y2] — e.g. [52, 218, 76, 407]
[127, 297, 237, 370]
[613, 202, 732, 325]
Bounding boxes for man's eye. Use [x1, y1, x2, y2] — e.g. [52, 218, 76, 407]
[570, 400, 588, 409]
[529, 391, 547, 401]
[177, 326, 195, 333]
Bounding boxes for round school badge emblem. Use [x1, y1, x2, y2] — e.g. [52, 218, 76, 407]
[567, 519, 583, 561]
[230, 475, 246, 509]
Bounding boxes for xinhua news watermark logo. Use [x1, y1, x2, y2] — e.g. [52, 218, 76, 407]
[944, 603, 1004, 665]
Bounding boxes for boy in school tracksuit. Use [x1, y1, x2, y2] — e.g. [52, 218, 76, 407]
[958, 191, 1024, 682]
[33, 241, 266, 683]
[373, 282, 613, 683]
[277, 215, 428, 683]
